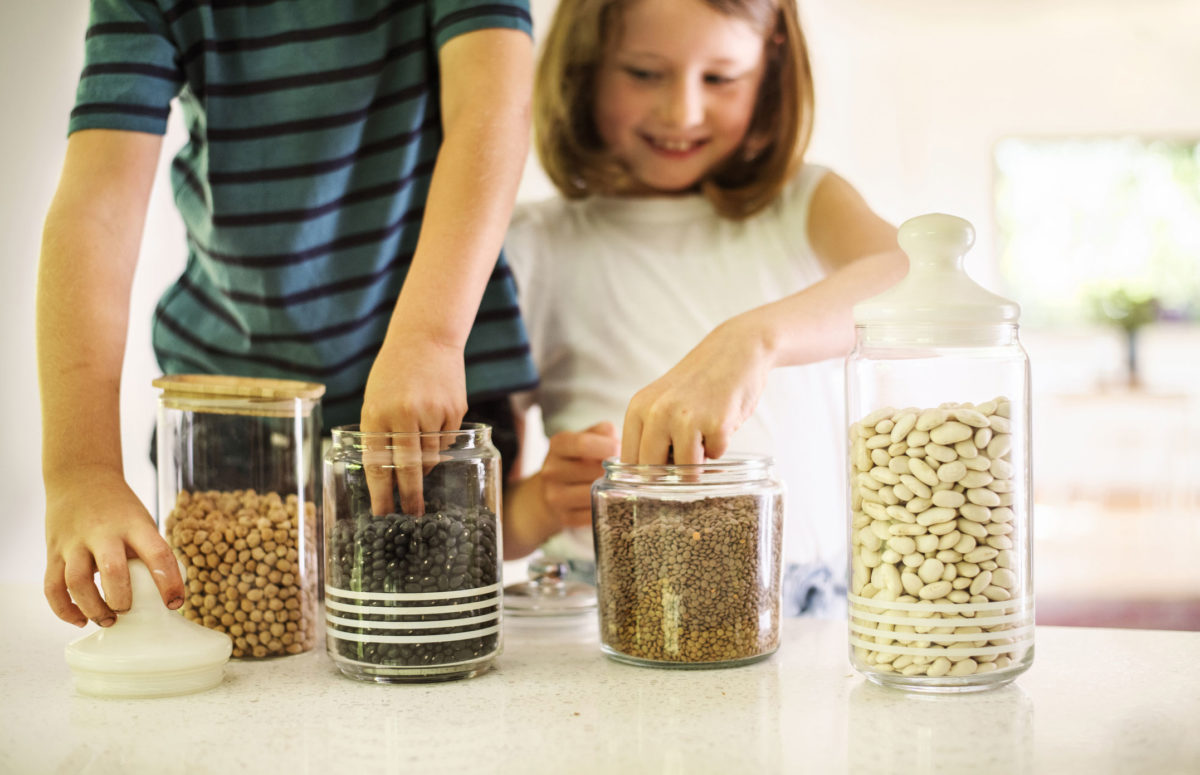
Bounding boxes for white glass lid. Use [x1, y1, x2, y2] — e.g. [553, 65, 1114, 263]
[854, 213, 1020, 329]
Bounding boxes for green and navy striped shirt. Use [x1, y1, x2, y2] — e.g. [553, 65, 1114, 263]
[70, 0, 539, 427]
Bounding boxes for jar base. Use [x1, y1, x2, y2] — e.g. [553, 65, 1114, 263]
[601, 645, 777, 670]
[861, 666, 1027, 694]
[332, 656, 496, 683]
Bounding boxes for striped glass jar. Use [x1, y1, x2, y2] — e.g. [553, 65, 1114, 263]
[322, 424, 502, 682]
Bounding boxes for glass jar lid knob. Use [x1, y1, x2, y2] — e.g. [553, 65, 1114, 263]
[854, 213, 1020, 332]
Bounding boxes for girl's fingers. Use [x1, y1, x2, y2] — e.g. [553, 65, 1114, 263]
[637, 421, 672, 466]
[560, 506, 594, 529]
[544, 482, 595, 514]
[620, 412, 644, 464]
[543, 456, 606, 484]
[669, 423, 705, 465]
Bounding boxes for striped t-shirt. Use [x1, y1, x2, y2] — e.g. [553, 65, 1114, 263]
[69, 0, 539, 427]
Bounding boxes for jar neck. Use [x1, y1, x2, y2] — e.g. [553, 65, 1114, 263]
[331, 423, 491, 449]
[602, 455, 774, 485]
[857, 322, 1019, 348]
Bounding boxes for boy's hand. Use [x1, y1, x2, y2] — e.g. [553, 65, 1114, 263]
[621, 319, 771, 465]
[360, 333, 468, 516]
[44, 469, 183, 627]
[541, 422, 620, 530]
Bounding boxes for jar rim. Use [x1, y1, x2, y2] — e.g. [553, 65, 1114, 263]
[331, 422, 491, 441]
[602, 453, 774, 484]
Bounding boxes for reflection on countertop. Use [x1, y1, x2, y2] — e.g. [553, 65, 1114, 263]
[3, 583, 1199, 774]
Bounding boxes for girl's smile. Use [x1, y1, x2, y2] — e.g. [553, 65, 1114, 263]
[594, 0, 767, 195]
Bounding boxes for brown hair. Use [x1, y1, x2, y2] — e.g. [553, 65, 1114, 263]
[533, 0, 814, 220]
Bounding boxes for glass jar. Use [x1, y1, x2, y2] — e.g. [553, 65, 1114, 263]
[154, 374, 325, 659]
[592, 456, 784, 668]
[322, 424, 502, 682]
[845, 213, 1034, 692]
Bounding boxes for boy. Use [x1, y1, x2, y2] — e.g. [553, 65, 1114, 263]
[40, 1, 537, 628]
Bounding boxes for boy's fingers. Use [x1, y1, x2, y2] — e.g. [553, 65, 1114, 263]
[63, 549, 113, 626]
[363, 440, 396, 516]
[44, 559, 87, 627]
[393, 434, 424, 516]
[94, 541, 132, 614]
[128, 526, 185, 609]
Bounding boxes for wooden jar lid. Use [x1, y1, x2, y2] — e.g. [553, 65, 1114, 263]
[153, 374, 325, 417]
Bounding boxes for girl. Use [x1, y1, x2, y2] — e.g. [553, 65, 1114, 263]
[503, 0, 907, 615]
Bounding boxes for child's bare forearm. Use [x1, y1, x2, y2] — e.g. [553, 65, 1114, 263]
[739, 248, 909, 370]
[502, 472, 554, 559]
[384, 28, 533, 347]
[38, 134, 158, 485]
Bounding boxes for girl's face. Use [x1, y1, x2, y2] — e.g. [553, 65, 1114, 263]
[594, 0, 768, 195]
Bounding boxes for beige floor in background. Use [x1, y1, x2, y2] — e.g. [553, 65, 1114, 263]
[1034, 493, 1200, 630]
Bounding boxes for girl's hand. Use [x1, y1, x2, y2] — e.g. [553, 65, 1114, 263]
[360, 333, 468, 516]
[621, 318, 771, 465]
[541, 422, 620, 530]
[44, 468, 183, 627]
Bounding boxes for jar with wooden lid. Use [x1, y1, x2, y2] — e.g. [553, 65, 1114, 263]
[154, 374, 325, 659]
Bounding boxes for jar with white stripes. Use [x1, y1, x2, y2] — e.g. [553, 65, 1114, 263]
[845, 213, 1034, 692]
[323, 424, 502, 682]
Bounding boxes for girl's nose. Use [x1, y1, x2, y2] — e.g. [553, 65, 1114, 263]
[658, 79, 703, 128]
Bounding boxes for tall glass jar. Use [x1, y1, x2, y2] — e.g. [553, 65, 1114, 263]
[323, 424, 502, 682]
[154, 375, 325, 659]
[592, 456, 784, 669]
[845, 214, 1034, 692]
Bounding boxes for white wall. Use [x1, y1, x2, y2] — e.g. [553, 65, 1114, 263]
[4, 0, 1199, 585]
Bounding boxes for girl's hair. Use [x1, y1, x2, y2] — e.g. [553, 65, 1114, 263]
[534, 0, 814, 220]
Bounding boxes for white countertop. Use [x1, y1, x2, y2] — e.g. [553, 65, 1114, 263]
[2, 582, 1198, 774]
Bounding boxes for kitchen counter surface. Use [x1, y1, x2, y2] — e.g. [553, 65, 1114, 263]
[2, 582, 1198, 775]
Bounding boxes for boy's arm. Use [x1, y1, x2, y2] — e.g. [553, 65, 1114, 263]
[621, 172, 908, 464]
[39, 129, 185, 626]
[360, 27, 533, 515]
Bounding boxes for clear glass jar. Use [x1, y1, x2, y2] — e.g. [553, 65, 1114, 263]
[592, 455, 784, 668]
[846, 214, 1034, 692]
[323, 424, 502, 682]
[154, 375, 325, 659]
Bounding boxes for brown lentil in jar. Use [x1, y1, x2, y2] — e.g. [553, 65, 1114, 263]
[594, 467, 784, 668]
[165, 489, 319, 658]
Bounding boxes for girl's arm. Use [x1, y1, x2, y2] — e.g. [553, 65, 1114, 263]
[360, 27, 533, 516]
[620, 172, 907, 465]
[39, 129, 186, 627]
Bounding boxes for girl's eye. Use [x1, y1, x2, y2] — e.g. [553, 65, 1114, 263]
[704, 73, 736, 86]
[623, 67, 660, 82]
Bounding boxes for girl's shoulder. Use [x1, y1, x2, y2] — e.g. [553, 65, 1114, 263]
[771, 162, 833, 217]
